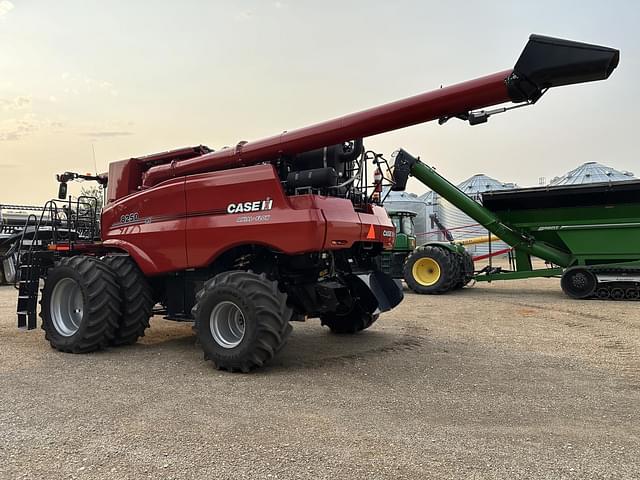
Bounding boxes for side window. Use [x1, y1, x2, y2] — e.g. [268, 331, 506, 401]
[402, 216, 415, 236]
[392, 217, 401, 233]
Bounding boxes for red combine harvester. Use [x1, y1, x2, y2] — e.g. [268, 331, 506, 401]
[15, 35, 618, 371]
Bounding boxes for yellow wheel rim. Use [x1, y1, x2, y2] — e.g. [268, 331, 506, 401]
[412, 257, 441, 286]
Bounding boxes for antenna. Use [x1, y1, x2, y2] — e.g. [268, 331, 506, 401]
[92, 143, 97, 175]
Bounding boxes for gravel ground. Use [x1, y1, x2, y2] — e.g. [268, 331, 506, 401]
[1, 278, 639, 480]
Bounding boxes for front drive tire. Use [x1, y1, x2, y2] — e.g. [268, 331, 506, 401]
[192, 271, 292, 372]
[40, 256, 121, 353]
[403, 246, 460, 294]
[102, 255, 155, 346]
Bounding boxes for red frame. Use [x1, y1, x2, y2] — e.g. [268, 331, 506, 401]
[101, 165, 395, 276]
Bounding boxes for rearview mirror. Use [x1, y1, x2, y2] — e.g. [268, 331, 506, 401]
[58, 182, 68, 200]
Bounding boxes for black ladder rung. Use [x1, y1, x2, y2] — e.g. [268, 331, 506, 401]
[17, 311, 37, 330]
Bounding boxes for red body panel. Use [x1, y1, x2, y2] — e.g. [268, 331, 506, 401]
[101, 178, 188, 274]
[101, 165, 395, 276]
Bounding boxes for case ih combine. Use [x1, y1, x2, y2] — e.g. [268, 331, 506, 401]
[14, 35, 618, 371]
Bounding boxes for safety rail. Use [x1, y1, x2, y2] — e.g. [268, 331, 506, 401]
[14, 196, 100, 287]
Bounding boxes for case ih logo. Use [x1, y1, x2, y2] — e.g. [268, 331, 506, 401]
[226, 198, 274, 214]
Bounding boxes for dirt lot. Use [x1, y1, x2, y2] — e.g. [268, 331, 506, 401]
[1, 279, 639, 480]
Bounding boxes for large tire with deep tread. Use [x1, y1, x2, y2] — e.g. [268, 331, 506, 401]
[320, 307, 379, 334]
[40, 256, 121, 353]
[102, 255, 155, 346]
[453, 250, 475, 289]
[192, 271, 292, 372]
[403, 246, 459, 294]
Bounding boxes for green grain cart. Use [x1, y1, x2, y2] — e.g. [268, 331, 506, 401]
[392, 152, 640, 300]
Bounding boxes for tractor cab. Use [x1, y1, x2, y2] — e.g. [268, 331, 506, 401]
[389, 210, 417, 252]
[376, 209, 417, 278]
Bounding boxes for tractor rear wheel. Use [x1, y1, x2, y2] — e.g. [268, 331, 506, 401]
[403, 246, 459, 294]
[40, 256, 121, 353]
[453, 250, 475, 289]
[102, 255, 155, 346]
[192, 271, 292, 372]
[320, 306, 379, 334]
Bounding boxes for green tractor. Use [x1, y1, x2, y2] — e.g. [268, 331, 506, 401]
[377, 210, 474, 294]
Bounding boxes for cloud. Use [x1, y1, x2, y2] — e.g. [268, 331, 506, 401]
[235, 10, 253, 21]
[0, 115, 39, 141]
[0, 95, 32, 111]
[60, 73, 118, 96]
[0, 1, 14, 18]
[80, 131, 134, 138]
[0, 115, 66, 141]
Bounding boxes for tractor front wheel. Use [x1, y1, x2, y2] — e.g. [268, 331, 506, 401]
[40, 256, 121, 353]
[192, 271, 292, 372]
[403, 246, 460, 294]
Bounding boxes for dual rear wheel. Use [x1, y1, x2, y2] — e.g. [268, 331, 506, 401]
[41, 255, 154, 353]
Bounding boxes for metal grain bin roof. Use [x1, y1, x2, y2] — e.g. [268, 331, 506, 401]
[549, 162, 635, 186]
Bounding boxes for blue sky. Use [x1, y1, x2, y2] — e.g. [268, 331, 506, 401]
[0, 0, 638, 202]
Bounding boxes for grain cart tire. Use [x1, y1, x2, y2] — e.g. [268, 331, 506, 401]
[320, 308, 379, 334]
[192, 271, 292, 372]
[561, 267, 597, 299]
[453, 250, 475, 289]
[40, 256, 121, 353]
[102, 255, 155, 346]
[403, 246, 459, 294]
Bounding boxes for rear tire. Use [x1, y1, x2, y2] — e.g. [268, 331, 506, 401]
[403, 246, 459, 294]
[453, 250, 475, 289]
[40, 256, 121, 353]
[192, 271, 292, 372]
[102, 255, 155, 346]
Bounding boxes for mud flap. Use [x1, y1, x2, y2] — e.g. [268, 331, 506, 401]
[347, 271, 404, 314]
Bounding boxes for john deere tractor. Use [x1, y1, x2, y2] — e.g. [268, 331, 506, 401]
[377, 208, 474, 294]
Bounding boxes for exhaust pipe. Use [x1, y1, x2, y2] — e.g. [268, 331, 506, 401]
[508, 34, 620, 103]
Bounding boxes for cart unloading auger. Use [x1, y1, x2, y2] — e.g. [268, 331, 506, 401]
[16, 34, 620, 372]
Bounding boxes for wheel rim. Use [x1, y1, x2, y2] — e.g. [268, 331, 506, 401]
[210, 301, 246, 349]
[562, 268, 596, 299]
[412, 257, 441, 287]
[50, 278, 84, 337]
